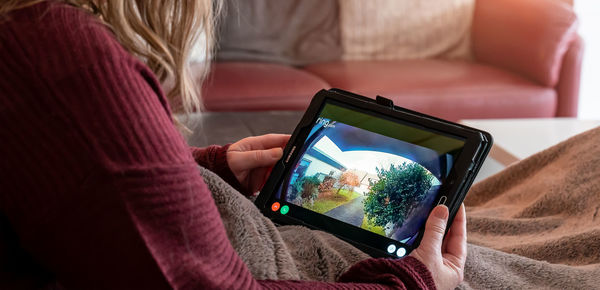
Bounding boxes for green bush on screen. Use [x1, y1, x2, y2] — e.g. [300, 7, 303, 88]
[364, 162, 433, 228]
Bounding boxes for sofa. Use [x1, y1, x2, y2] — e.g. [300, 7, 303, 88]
[197, 0, 582, 122]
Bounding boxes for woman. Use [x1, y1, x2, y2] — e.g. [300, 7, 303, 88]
[0, 1, 466, 289]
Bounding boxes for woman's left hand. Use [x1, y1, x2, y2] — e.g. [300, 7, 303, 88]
[227, 134, 291, 195]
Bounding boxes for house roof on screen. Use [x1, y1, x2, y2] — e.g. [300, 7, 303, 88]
[320, 122, 444, 178]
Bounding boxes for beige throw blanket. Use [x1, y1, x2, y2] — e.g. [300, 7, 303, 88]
[465, 126, 600, 266]
[199, 127, 600, 289]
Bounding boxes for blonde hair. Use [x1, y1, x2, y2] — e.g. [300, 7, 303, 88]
[0, 0, 220, 114]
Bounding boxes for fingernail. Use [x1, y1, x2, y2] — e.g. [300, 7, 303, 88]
[271, 148, 283, 158]
[434, 205, 449, 219]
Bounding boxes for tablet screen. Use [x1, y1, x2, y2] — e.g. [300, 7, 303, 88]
[271, 101, 465, 256]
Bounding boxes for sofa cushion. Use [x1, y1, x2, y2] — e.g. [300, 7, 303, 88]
[200, 62, 330, 111]
[304, 60, 557, 121]
[340, 0, 474, 61]
[216, 0, 341, 66]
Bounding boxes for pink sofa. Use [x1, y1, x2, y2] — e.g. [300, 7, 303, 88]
[199, 0, 582, 121]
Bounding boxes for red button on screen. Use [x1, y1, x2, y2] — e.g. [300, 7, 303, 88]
[271, 202, 281, 211]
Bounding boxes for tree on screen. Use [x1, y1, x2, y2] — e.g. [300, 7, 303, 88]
[363, 162, 433, 228]
[318, 175, 336, 197]
[336, 171, 360, 194]
[296, 175, 321, 205]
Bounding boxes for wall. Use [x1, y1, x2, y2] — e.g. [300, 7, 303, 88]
[302, 154, 342, 180]
[574, 1, 600, 119]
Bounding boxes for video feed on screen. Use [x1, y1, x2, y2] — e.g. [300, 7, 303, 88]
[276, 103, 464, 246]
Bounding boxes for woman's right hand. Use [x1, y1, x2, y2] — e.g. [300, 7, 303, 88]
[410, 203, 467, 290]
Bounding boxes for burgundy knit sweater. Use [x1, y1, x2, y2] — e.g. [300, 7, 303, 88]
[0, 2, 435, 289]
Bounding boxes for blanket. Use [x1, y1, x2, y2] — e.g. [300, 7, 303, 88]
[198, 126, 600, 289]
[460, 126, 600, 289]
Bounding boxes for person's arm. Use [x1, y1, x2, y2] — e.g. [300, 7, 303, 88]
[1, 4, 438, 289]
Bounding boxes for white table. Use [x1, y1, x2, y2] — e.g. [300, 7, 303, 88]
[183, 113, 599, 183]
[460, 118, 600, 182]
[461, 118, 600, 165]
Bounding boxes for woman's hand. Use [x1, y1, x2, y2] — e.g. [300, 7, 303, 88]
[227, 134, 291, 195]
[410, 203, 467, 290]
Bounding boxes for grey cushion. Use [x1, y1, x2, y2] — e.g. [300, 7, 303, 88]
[217, 0, 341, 66]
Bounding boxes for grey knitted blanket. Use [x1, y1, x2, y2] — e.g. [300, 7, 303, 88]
[198, 127, 600, 289]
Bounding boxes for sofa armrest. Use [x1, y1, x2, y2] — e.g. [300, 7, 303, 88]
[556, 34, 584, 117]
[472, 0, 578, 87]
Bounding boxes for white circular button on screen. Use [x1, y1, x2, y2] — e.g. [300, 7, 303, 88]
[387, 244, 397, 254]
[396, 247, 407, 257]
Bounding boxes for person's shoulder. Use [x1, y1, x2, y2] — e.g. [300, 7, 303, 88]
[1, 1, 135, 79]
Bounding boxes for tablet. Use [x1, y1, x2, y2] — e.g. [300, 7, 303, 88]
[255, 89, 492, 258]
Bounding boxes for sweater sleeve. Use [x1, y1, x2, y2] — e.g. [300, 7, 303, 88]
[0, 3, 435, 290]
[190, 145, 251, 196]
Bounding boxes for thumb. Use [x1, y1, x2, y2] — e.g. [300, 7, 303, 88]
[234, 147, 283, 171]
[420, 205, 449, 254]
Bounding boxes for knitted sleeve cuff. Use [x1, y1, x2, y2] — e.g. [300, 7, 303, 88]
[396, 256, 437, 289]
[337, 256, 436, 289]
[190, 145, 251, 196]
